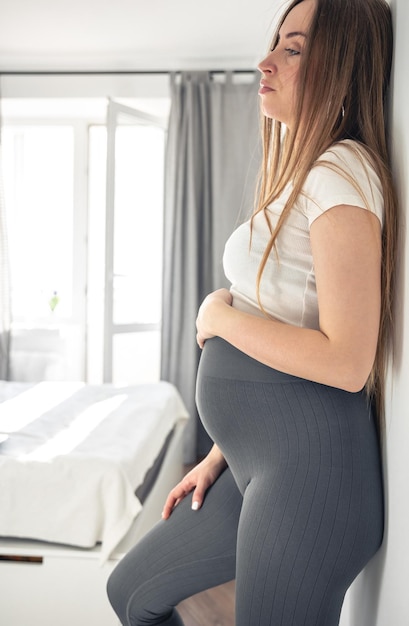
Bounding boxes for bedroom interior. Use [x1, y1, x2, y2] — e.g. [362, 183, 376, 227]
[1, 0, 409, 625]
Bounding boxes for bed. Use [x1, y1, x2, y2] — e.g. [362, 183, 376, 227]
[0, 380, 189, 626]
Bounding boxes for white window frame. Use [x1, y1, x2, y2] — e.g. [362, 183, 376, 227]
[103, 100, 167, 382]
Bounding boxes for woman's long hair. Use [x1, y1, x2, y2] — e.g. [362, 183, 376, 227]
[255, 0, 398, 428]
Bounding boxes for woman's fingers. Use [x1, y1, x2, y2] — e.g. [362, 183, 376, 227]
[161, 475, 197, 519]
[191, 484, 206, 511]
[161, 478, 206, 518]
[162, 493, 186, 519]
[161, 453, 225, 519]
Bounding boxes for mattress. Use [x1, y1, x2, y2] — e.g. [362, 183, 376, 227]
[0, 380, 189, 562]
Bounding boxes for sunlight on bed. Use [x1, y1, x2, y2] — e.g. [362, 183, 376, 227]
[0, 382, 84, 433]
[20, 394, 127, 462]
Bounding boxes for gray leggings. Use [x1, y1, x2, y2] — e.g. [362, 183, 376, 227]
[107, 337, 383, 626]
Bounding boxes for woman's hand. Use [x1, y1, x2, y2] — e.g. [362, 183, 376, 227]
[161, 445, 227, 519]
[196, 288, 233, 349]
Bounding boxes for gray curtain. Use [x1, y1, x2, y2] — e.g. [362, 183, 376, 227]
[161, 71, 261, 463]
[0, 119, 11, 380]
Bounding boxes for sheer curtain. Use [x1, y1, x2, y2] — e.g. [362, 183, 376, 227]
[0, 117, 11, 380]
[161, 71, 261, 463]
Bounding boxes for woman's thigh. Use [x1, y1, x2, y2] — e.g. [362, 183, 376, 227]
[107, 468, 241, 625]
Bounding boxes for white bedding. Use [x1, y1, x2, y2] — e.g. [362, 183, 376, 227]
[0, 380, 188, 562]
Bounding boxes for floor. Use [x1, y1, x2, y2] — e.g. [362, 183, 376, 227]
[177, 580, 235, 626]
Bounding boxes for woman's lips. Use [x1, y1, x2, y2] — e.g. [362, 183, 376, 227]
[259, 82, 275, 95]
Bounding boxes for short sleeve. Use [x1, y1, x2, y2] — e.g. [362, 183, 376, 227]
[298, 140, 384, 227]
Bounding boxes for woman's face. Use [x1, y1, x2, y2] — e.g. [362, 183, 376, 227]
[258, 0, 316, 128]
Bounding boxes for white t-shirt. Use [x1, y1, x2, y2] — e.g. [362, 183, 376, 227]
[223, 140, 384, 330]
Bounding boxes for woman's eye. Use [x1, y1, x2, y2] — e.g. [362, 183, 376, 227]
[285, 48, 300, 56]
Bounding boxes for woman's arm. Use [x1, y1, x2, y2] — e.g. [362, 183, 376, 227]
[196, 205, 382, 393]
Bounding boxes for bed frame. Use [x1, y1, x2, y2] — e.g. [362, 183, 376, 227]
[0, 418, 186, 626]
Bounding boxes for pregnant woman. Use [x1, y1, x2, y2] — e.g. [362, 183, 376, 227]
[107, 0, 397, 624]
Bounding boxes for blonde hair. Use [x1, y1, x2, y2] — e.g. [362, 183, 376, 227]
[255, 0, 398, 427]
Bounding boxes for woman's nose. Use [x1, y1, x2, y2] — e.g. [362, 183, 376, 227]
[257, 51, 276, 74]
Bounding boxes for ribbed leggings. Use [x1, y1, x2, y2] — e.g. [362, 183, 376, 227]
[107, 337, 384, 626]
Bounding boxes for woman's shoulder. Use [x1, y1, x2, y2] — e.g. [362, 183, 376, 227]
[300, 140, 384, 225]
[315, 139, 375, 172]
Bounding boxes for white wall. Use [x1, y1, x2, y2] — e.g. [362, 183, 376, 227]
[347, 0, 409, 624]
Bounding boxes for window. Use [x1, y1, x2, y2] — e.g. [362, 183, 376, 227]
[2, 125, 75, 320]
[2, 97, 169, 384]
[88, 102, 167, 384]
